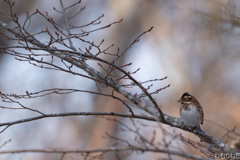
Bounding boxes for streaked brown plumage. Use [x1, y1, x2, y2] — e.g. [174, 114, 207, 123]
[177, 92, 204, 127]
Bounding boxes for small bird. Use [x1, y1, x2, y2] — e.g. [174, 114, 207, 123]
[177, 92, 204, 132]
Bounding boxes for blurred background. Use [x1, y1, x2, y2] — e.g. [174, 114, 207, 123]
[0, 0, 240, 159]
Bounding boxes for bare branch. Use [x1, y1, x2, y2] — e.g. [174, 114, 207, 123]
[0, 147, 212, 160]
[59, 0, 77, 51]
[0, 112, 155, 127]
[0, 19, 228, 151]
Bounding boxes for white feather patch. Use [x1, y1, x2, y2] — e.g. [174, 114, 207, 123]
[180, 104, 202, 126]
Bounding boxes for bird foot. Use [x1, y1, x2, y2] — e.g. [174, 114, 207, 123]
[194, 125, 202, 134]
[182, 123, 189, 131]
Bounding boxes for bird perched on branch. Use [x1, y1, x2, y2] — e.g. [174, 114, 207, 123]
[177, 92, 204, 132]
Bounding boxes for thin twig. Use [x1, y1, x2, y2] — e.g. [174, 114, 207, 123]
[59, 0, 77, 51]
[0, 147, 212, 160]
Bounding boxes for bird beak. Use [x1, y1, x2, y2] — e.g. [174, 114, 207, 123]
[177, 99, 181, 102]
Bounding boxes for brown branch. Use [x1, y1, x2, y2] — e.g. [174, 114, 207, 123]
[0, 112, 155, 127]
[0, 147, 211, 160]
[0, 20, 165, 123]
[0, 15, 229, 152]
[0, 109, 230, 153]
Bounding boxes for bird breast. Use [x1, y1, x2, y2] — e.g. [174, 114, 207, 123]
[180, 104, 202, 126]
